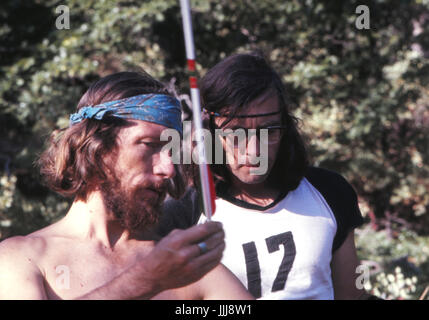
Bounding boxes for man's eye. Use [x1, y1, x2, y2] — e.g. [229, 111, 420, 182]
[140, 141, 160, 148]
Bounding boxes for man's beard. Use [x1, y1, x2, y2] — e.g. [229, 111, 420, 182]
[99, 173, 167, 235]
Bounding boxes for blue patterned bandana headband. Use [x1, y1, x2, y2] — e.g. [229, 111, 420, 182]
[69, 94, 183, 134]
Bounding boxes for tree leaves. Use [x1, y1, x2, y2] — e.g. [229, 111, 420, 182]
[0, 0, 428, 237]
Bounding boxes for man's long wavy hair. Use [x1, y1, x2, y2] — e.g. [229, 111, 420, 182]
[37, 71, 185, 201]
[200, 52, 310, 193]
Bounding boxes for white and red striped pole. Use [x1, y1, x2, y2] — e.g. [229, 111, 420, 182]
[179, 0, 215, 220]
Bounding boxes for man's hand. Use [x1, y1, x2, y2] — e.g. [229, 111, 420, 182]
[138, 221, 225, 293]
[78, 221, 225, 300]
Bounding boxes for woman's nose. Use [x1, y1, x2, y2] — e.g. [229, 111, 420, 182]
[246, 131, 260, 157]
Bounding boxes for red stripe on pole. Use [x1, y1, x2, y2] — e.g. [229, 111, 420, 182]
[187, 59, 196, 71]
[207, 164, 216, 215]
[189, 76, 198, 88]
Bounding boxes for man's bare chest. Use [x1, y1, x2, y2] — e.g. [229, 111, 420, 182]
[39, 244, 141, 299]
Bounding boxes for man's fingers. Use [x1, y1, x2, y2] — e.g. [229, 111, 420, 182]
[188, 240, 225, 270]
[195, 228, 224, 252]
[176, 229, 225, 261]
[177, 240, 225, 284]
[145, 226, 226, 291]
[168, 221, 223, 246]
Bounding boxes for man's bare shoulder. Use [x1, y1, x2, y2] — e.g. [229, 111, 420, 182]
[0, 234, 48, 269]
[0, 218, 69, 257]
[0, 220, 65, 271]
[0, 234, 49, 299]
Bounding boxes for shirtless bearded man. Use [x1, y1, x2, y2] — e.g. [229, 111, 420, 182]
[0, 71, 252, 300]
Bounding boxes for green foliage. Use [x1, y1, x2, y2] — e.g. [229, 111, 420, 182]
[356, 225, 429, 299]
[0, 1, 428, 294]
[368, 267, 418, 300]
[0, 173, 70, 239]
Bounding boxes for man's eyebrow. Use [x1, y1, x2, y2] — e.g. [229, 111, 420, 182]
[134, 134, 161, 141]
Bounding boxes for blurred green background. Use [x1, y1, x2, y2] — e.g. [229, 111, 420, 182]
[0, 0, 428, 299]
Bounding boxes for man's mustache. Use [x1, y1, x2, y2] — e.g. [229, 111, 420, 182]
[139, 180, 169, 198]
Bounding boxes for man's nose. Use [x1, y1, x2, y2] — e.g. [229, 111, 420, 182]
[154, 149, 176, 179]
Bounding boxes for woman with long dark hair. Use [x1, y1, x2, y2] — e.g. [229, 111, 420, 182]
[160, 52, 375, 300]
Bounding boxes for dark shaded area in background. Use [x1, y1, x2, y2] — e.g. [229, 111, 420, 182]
[0, 0, 428, 241]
